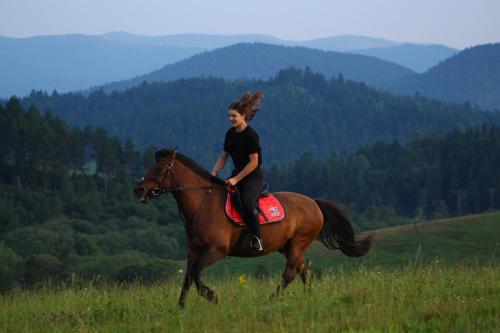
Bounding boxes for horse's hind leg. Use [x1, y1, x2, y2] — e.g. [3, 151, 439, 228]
[298, 259, 312, 294]
[273, 245, 306, 297]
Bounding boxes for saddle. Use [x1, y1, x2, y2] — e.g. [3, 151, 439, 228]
[225, 182, 285, 226]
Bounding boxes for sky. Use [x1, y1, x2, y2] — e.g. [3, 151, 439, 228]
[1, 0, 499, 49]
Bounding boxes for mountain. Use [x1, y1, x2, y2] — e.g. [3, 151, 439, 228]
[1, 32, 456, 98]
[300, 34, 399, 52]
[101, 32, 400, 51]
[388, 43, 500, 110]
[101, 33, 457, 72]
[20, 68, 500, 168]
[97, 43, 415, 93]
[352, 44, 458, 73]
[0, 34, 202, 98]
[100, 31, 283, 49]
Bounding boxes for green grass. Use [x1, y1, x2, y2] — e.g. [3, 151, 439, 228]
[0, 265, 498, 332]
[1, 212, 498, 332]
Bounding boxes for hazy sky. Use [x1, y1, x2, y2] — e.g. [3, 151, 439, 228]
[1, 0, 499, 48]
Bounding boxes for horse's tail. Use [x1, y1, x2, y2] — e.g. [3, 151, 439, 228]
[315, 199, 374, 257]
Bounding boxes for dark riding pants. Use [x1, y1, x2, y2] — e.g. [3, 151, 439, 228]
[236, 177, 263, 237]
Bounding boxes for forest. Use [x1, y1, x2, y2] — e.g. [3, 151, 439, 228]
[1, 95, 499, 289]
[19, 67, 500, 167]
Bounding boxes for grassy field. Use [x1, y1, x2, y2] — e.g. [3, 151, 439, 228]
[0, 212, 498, 332]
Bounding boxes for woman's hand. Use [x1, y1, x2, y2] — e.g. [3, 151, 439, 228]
[225, 177, 238, 186]
[210, 170, 217, 177]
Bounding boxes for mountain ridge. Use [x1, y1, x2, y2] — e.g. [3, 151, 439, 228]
[388, 43, 500, 110]
[1, 32, 456, 97]
[96, 42, 416, 94]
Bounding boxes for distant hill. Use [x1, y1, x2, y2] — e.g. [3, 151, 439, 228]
[101, 32, 400, 51]
[352, 44, 458, 73]
[101, 33, 457, 72]
[100, 31, 283, 49]
[20, 68, 500, 167]
[388, 43, 500, 110]
[300, 34, 399, 51]
[0, 34, 201, 97]
[98, 43, 415, 93]
[1, 32, 456, 98]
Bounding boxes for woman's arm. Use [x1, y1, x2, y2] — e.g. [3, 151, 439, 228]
[226, 153, 258, 185]
[210, 151, 229, 176]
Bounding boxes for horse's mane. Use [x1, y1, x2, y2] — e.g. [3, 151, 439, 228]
[156, 149, 226, 186]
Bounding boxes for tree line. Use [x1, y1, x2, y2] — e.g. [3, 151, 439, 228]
[267, 126, 500, 229]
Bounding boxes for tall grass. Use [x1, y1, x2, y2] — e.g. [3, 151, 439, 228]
[1, 263, 498, 332]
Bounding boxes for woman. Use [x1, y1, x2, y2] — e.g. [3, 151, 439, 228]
[210, 91, 265, 251]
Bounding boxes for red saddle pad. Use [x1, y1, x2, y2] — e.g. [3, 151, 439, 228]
[225, 193, 285, 226]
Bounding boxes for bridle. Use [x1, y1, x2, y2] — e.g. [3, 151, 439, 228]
[140, 152, 226, 224]
[141, 154, 216, 197]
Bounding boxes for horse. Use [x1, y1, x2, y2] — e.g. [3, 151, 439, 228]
[133, 148, 373, 307]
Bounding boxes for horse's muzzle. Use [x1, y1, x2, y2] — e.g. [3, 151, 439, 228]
[133, 185, 149, 203]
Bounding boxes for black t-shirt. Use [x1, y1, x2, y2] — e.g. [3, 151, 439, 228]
[223, 126, 263, 180]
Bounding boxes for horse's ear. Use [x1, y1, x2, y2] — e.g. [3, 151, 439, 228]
[172, 147, 178, 159]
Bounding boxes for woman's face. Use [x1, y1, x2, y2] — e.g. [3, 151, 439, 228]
[228, 109, 246, 127]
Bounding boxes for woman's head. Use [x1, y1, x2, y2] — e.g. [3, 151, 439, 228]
[228, 91, 263, 122]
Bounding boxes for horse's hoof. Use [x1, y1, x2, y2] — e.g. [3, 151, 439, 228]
[208, 290, 218, 304]
[269, 292, 280, 300]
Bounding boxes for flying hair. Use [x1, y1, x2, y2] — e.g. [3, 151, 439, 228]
[228, 91, 263, 121]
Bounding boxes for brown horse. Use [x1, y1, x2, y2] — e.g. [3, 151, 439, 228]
[133, 148, 373, 307]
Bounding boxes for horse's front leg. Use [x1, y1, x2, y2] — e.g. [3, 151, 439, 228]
[178, 270, 193, 308]
[178, 251, 200, 308]
[192, 247, 226, 304]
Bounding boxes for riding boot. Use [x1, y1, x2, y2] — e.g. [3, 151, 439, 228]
[250, 208, 264, 251]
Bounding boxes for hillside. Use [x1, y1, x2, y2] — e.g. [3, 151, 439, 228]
[97, 43, 415, 93]
[208, 211, 500, 276]
[389, 43, 500, 110]
[22, 68, 500, 167]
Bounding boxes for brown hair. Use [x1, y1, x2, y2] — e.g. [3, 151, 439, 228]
[228, 91, 263, 121]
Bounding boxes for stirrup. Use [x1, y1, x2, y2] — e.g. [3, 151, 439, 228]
[251, 235, 264, 251]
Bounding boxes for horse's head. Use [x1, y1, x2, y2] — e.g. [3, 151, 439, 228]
[133, 148, 178, 203]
